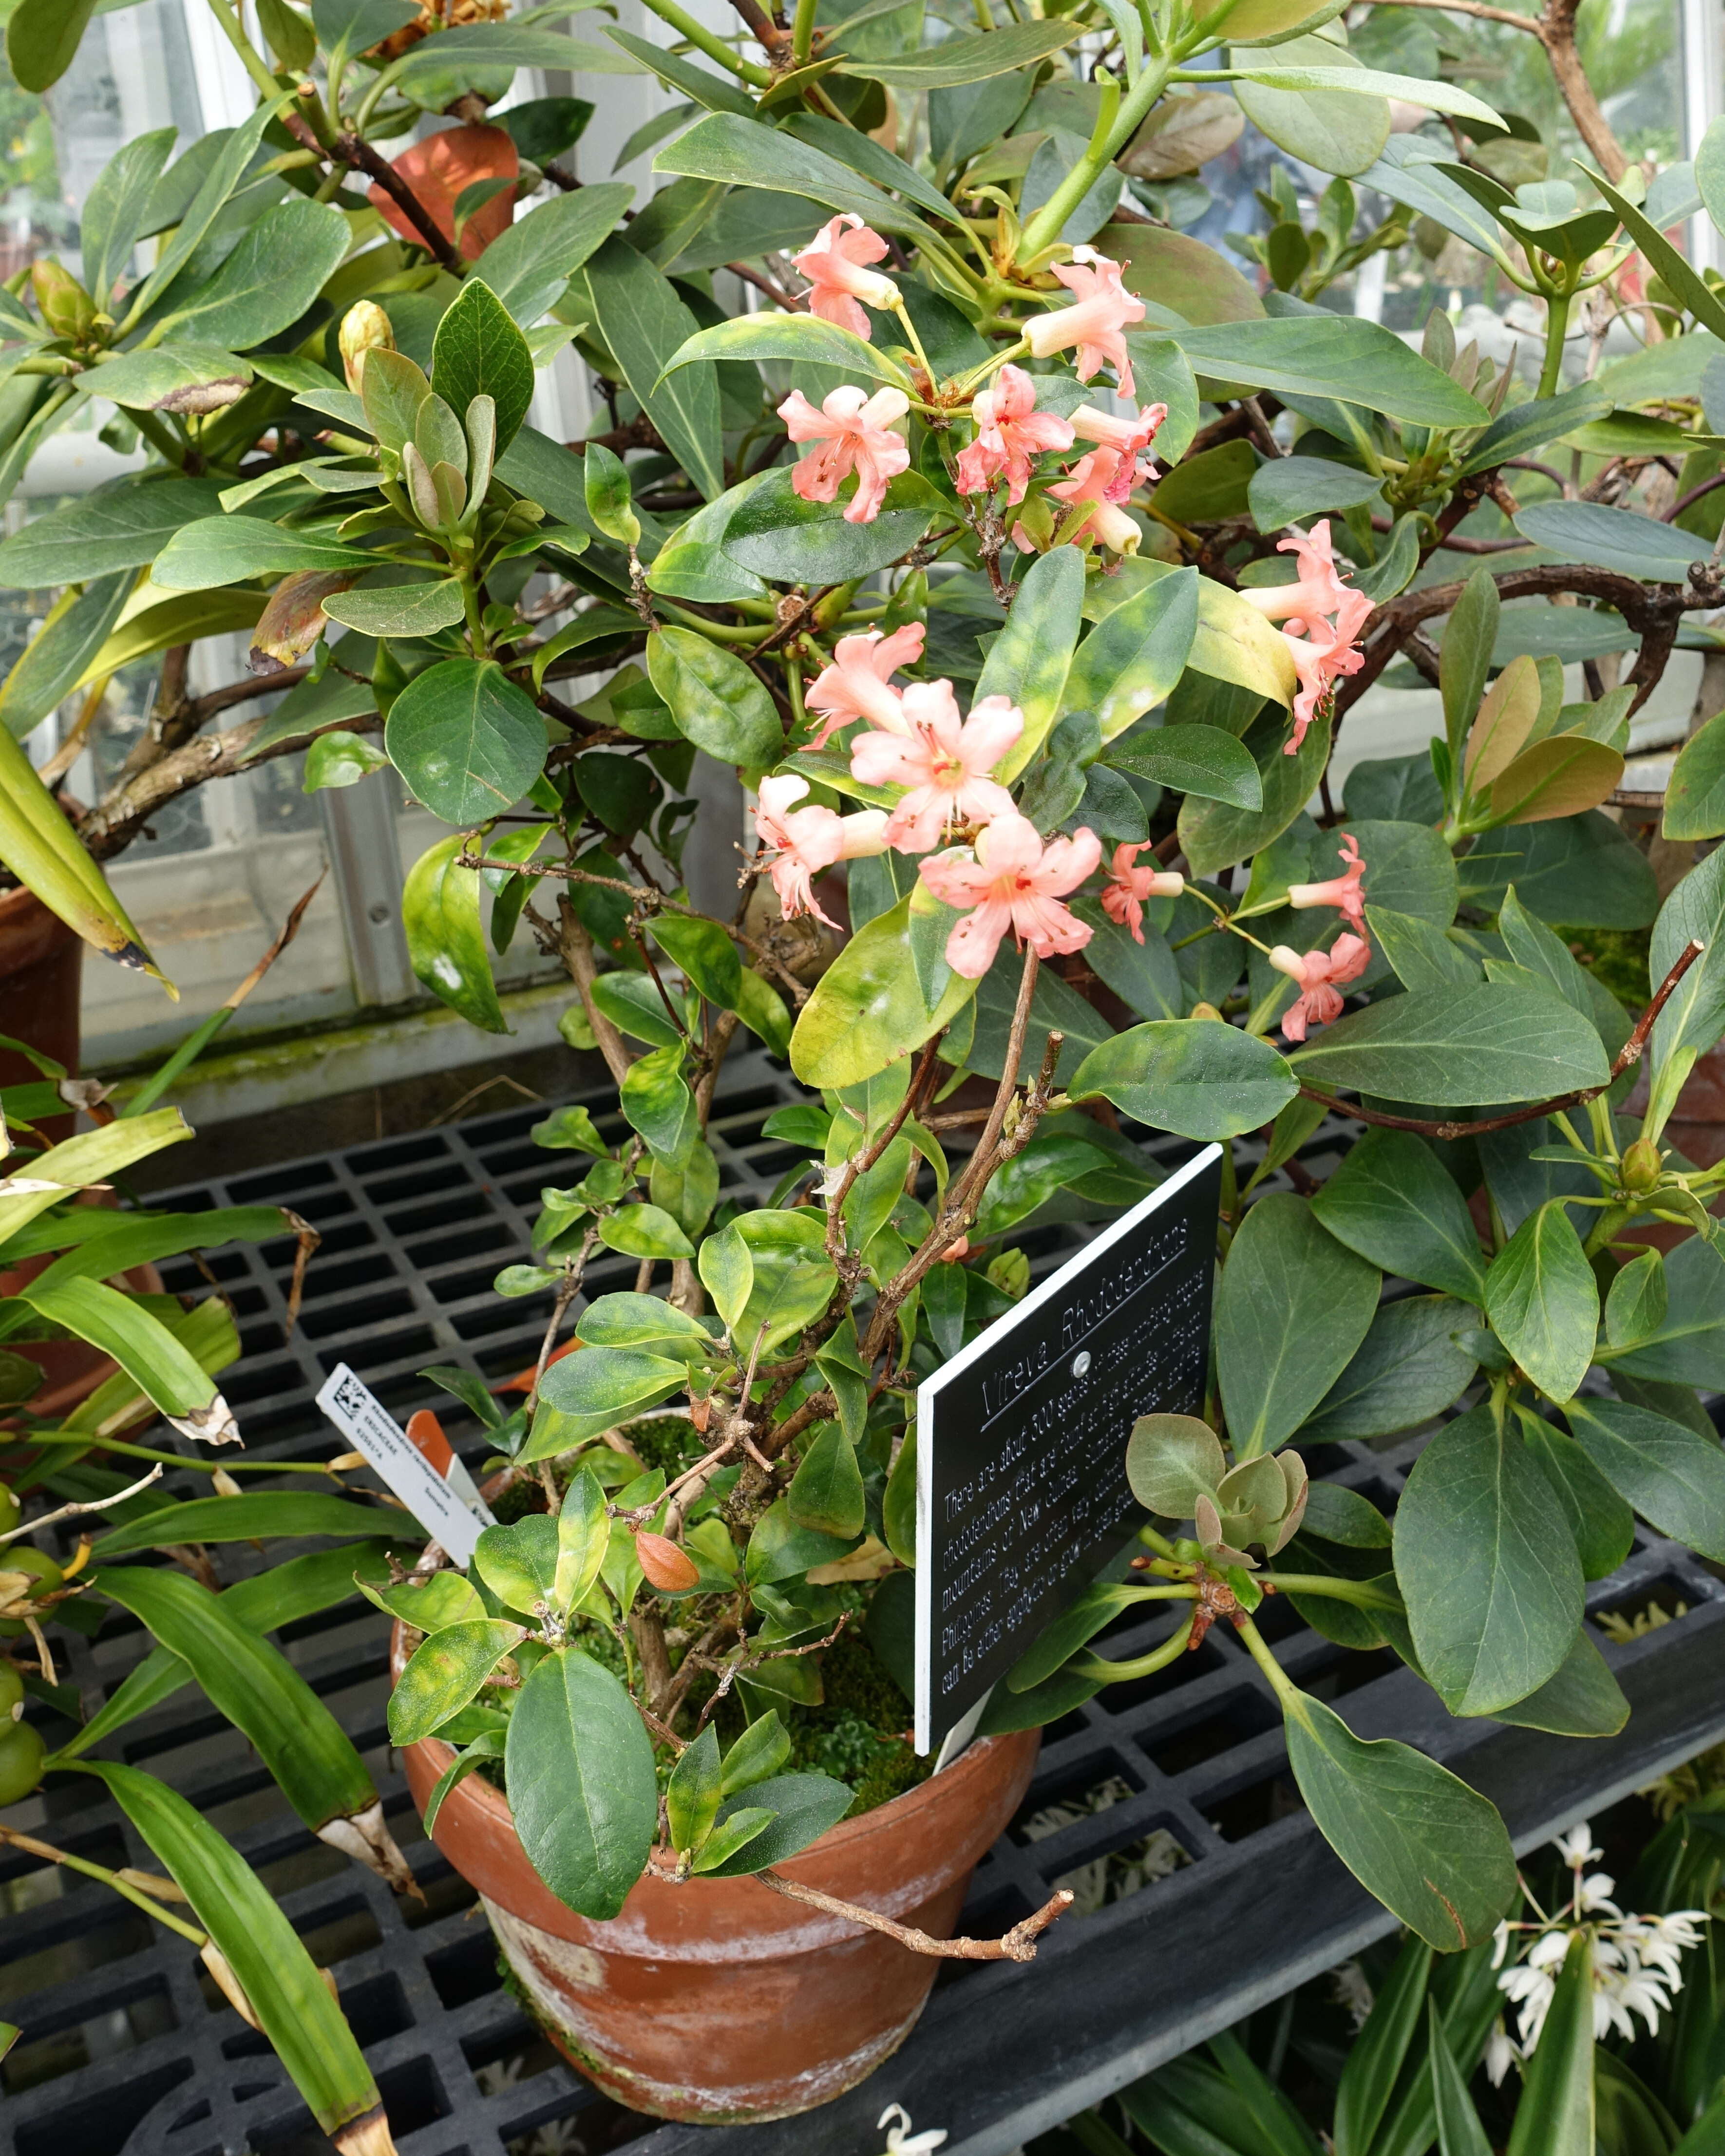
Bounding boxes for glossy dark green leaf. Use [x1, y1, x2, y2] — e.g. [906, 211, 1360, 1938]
[1335, 1934, 1433, 2156]
[790, 892, 976, 1088]
[1172, 316, 1487, 426]
[720, 468, 936, 585]
[654, 111, 931, 240]
[1514, 499, 1702, 583]
[1489, 1628, 1628, 1738]
[1107, 722, 1261, 809]
[619, 1042, 699, 1165]
[1300, 1295, 1479, 1443]
[386, 658, 546, 825]
[1459, 811, 1656, 929]
[160, 198, 351, 351]
[1062, 568, 1201, 745]
[431, 277, 535, 454]
[1068, 899, 1181, 1021]
[506, 1647, 658, 1917]
[1504, 1932, 1594, 2156]
[787, 1422, 865, 1539]
[152, 516, 371, 593]
[527, 1346, 690, 1457]
[1248, 453, 1385, 530]
[700, 1771, 855, 1873]
[1069, 1017, 1296, 1139]
[1215, 1192, 1380, 1457]
[1289, 984, 1611, 1106]
[476, 184, 632, 326]
[1563, 1395, 1725, 1559]
[1310, 1129, 1488, 1300]
[1178, 707, 1327, 878]
[0, 477, 223, 591]
[7, 0, 97, 92]
[93, 1494, 400, 1554]
[645, 625, 782, 767]
[0, 570, 132, 738]
[984, 544, 1086, 778]
[1649, 843, 1725, 1085]
[1300, 1482, 1393, 1548]
[1523, 1422, 1635, 1580]
[403, 832, 507, 1033]
[1482, 1203, 1598, 1403]
[1428, 2001, 1493, 2156]
[1282, 1690, 1516, 1949]
[584, 236, 723, 500]
[1394, 1404, 1584, 1715]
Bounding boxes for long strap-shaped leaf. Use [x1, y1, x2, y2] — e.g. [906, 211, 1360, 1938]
[90, 1565, 412, 1890]
[57, 1545, 396, 1760]
[61, 1759, 397, 2156]
[0, 1106, 191, 1243]
[0, 717, 166, 983]
[1504, 1930, 1594, 2156]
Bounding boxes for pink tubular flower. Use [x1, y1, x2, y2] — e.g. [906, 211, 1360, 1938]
[955, 364, 1075, 506]
[917, 812, 1102, 980]
[1071, 400, 1167, 489]
[1289, 833, 1366, 929]
[1241, 519, 1357, 627]
[1099, 842, 1184, 944]
[1047, 447, 1141, 553]
[1282, 588, 1373, 754]
[850, 683, 1023, 854]
[755, 774, 888, 930]
[779, 385, 910, 524]
[803, 623, 925, 749]
[1024, 247, 1145, 397]
[1270, 933, 1372, 1042]
[791, 215, 899, 338]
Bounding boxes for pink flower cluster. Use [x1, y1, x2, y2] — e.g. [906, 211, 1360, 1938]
[1240, 522, 1372, 756]
[1271, 833, 1373, 1040]
[754, 624, 1099, 977]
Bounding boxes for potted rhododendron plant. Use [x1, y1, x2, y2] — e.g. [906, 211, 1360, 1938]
[9, 0, 1725, 2132]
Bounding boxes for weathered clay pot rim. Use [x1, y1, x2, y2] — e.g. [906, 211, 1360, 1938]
[389, 1613, 1017, 1874]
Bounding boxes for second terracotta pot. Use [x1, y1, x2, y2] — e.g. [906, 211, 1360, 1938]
[393, 1622, 1038, 2123]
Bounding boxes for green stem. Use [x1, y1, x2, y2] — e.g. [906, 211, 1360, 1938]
[1017, 50, 1173, 261]
[1072, 1607, 1195, 1683]
[791, 0, 818, 64]
[1258, 1572, 1403, 1612]
[8, 1430, 342, 1475]
[1233, 1612, 1308, 1720]
[203, 0, 288, 103]
[130, 408, 190, 470]
[1537, 287, 1573, 399]
[0, 1821, 210, 1947]
[636, 0, 773, 85]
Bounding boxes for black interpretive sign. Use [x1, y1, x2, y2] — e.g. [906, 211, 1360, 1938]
[914, 1144, 1223, 1753]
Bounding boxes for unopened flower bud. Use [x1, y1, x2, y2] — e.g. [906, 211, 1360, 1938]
[339, 300, 395, 393]
[1621, 1137, 1662, 1192]
[30, 259, 95, 342]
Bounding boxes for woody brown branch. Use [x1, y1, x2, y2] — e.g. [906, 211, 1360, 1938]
[752, 1870, 1075, 1962]
[1299, 936, 1706, 1142]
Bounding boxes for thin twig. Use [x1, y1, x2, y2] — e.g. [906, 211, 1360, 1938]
[752, 1870, 1075, 1962]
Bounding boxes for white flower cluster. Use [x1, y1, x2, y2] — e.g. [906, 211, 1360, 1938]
[1484, 1821, 1709, 2085]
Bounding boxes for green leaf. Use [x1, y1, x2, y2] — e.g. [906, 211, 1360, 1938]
[475, 184, 631, 324]
[1458, 382, 1613, 477]
[1107, 722, 1262, 810]
[526, 1345, 690, 1456]
[600, 1203, 695, 1261]
[1215, 1192, 1380, 1457]
[1310, 1128, 1488, 1300]
[359, 1571, 485, 1633]
[1178, 706, 1327, 877]
[583, 237, 723, 499]
[659, 309, 913, 393]
[1460, 810, 1656, 930]
[388, 1616, 526, 1744]
[1663, 710, 1725, 841]
[654, 110, 931, 240]
[981, 544, 1086, 779]
[791, 891, 976, 1089]
[555, 1470, 609, 1612]
[7, 0, 97, 93]
[153, 515, 370, 593]
[698, 1208, 836, 1353]
[92, 1492, 396, 1555]
[1650, 844, 1725, 1087]
[160, 198, 351, 351]
[77, 344, 257, 416]
[1069, 898, 1181, 1020]
[1428, 2002, 1493, 2156]
[1281, 1690, 1516, 1949]
[1482, 1203, 1598, 1401]
[787, 1422, 865, 1539]
[1485, 733, 1624, 828]
[386, 657, 546, 825]
[403, 831, 507, 1033]
[1491, 1627, 1628, 1738]
[94, 1567, 379, 1831]
[1563, 1395, 1725, 1559]
[20, 1278, 216, 1418]
[321, 579, 466, 639]
[474, 1514, 560, 1614]
[620, 1041, 699, 1165]
[1234, 39, 1389, 180]
[837, 17, 1077, 84]
[1234, 58, 1500, 126]
[0, 478, 226, 593]
[1299, 1295, 1479, 1443]
[64, 1760, 383, 2143]
[1524, 1422, 1634, 1580]
[1069, 1017, 1297, 1139]
[1249, 453, 1386, 530]
[665, 1723, 722, 1854]
[1335, 1935, 1434, 2156]
[505, 1647, 658, 1917]
[646, 625, 782, 766]
[1170, 317, 1488, 427]
[1504, 1933, 1594, 2156]
[1061, 567, 1201, 746]
[0, 571, 132, 739]
[1393, 1403, 1584, 1715]
[431, 277, 535, 454]
[1290, 983, 1610, 1106]
[1300, 1483, 1392, 1548]
[699, 1770, 855, 1874]
[721, 468, 937, 586]
[1514, 498, 1704, 582]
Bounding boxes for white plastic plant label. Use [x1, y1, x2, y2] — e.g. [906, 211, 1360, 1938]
[316, 1362, 494, 1567]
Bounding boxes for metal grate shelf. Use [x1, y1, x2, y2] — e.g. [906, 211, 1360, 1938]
[2, 1051, 1724, 2156]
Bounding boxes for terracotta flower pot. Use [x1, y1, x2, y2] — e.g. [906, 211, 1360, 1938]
[392, 1623, 1039, 2122]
